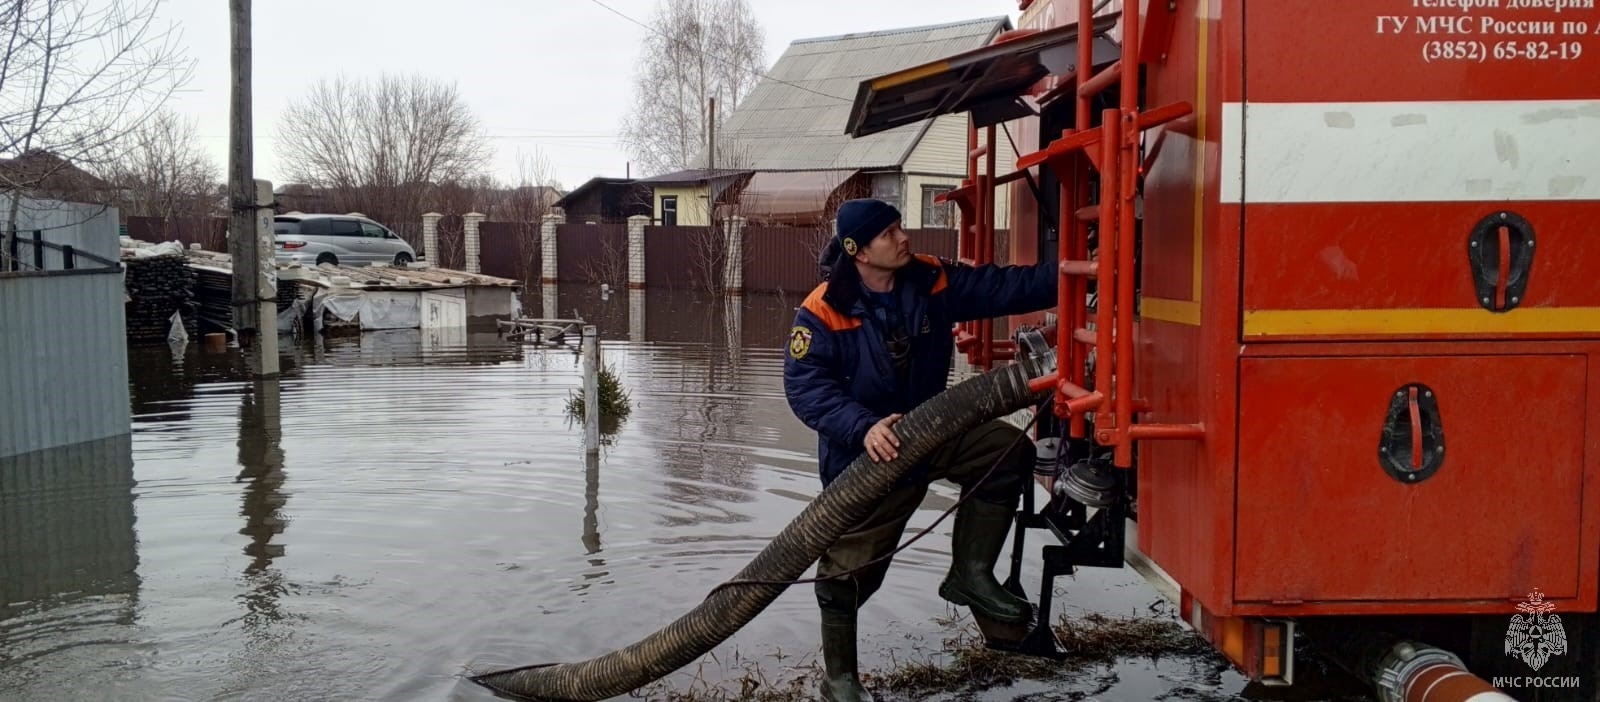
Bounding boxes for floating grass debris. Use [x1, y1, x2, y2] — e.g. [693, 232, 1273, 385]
[876, 612, 1212, 696]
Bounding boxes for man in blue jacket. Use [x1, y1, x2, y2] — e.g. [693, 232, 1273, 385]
[784, 198, 1058, 701]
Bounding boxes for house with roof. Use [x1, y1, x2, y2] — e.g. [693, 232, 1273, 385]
[0, 150, 116, 205]
[635, 168, 752, 227]
[553, 177, 652, 225]
[653, 17, 1019, 230]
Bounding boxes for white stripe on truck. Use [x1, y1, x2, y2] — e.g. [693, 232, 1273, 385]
[1220, 100, 1600, 204]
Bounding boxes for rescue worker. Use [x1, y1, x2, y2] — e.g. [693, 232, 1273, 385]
[784, 198, 1059, 701]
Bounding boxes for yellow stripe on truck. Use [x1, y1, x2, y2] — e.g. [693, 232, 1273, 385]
[1243, 307, 1600, 337]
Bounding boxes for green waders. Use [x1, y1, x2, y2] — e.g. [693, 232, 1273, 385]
[813, 420, 1036, 702]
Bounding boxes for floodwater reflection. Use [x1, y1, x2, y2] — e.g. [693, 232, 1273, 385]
[0, 435, 139, 677]
[235, 378, 289, 629]
[0, 285, 1303, 701]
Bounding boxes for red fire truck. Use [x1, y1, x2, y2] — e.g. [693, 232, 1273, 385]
[846, 1, 1599, 700]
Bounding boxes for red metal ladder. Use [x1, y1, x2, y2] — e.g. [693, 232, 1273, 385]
[1012, 0, 1203, 467]
[943, 123, 1028, 369]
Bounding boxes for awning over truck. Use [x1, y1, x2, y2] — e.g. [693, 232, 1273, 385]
[845, 17, 1121, 139]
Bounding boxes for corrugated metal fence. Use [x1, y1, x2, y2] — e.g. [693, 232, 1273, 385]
[3, 197, 122, 262]
[740, 225, 829, 293]
[1, 198, 130, 459]
[739, 226, 961, 293]
[645, 225, 721, 291]
[556, 223, 627, 285]
[478, 221, 538, 282]
[541, 223, 969, 292]
[125, 216, 227, 251]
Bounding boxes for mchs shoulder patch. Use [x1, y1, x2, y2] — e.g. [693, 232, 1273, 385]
[788, 326, 813, 360]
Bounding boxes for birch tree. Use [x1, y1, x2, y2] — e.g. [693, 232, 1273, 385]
[620, 0, 765, 176]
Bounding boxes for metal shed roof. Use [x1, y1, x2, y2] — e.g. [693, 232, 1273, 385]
[704, 17, 1011, 172]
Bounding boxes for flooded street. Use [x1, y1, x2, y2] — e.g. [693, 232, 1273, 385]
[1, 288, 1352, 701]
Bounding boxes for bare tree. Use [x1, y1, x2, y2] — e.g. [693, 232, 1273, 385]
[0, 0, 193, 235]
[103, 109, 220, 225]
[498, 149, 563, 284]
[683, 139, 759, 295]
[620, 0, 764, 176]
[275, 73, 490, 230]
[576, 231, 626, 288]
[483, 148, 562, 222]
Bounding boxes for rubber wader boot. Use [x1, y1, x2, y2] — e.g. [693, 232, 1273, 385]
[820, 608, 876, 702]
[938, 498, 1032, 623]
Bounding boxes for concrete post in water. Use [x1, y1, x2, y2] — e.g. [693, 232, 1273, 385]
[629, 289, 645, 343]
[722, 215, 746, 295]
[422, 212, 442, 265]
[540, 212, 562, 284]
[581, 324, 600, 454]
[463, 212, 485, 273]
[252, 179, 279, 377]
[626, 215, 649, 289]
[542, 283, 558, 320]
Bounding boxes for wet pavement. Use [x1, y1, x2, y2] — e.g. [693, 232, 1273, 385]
[0, 287, 1370, 701]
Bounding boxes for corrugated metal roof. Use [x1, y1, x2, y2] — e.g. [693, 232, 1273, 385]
[635, 168, 751, 184]
[705, 17, 1010, 172]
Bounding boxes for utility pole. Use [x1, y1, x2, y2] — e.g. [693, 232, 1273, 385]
[229, 0, 278, 376]
[228, 0, 254, 341]
[708, 95, 716, 172]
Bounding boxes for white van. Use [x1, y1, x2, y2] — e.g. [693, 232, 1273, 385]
[273, 214, 416, 267]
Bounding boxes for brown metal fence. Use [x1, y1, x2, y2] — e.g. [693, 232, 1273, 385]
[913, 228, 962, 261]
[125, 216, 228, 251]
[556, 223, 626, 284]
[478, 221, 538, 282]
[740, 225, 828, 294]
[738, 226, 962, 294]
[124, 214, 991, 293]
[644, 225, 721, 291]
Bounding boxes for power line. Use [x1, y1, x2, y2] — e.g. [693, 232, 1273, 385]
[583, 0, 853, 104]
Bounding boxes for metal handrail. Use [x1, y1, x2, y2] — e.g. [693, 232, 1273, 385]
[2, 229, 121, 273]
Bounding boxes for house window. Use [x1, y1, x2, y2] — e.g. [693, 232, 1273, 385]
[660, 195, 678, 226]
[921, 186, 955, 229]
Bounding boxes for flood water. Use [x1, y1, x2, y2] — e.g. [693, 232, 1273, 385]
[1, 287, 1362, 701]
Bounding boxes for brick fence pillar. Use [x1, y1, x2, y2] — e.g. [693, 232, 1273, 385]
[422, 212, 441, 265]
[540, 213, 563, 284]
[630, 290, 645, 342]
[627, 215, 649, 289]
[463, 212, 485, 273]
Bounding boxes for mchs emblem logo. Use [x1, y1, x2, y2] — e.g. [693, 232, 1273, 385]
[1506, 590, 1568, 672]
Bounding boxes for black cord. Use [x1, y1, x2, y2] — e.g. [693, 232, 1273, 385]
[1001, 122, 1060, 231]
[705, 408, 1045, 598]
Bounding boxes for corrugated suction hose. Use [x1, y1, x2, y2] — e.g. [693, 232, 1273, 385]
[470, 351, 1056, 701]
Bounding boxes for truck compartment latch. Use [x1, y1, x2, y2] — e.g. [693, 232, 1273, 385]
[1467, 211, 1536, 313]
[1379, 384, 1445, 484]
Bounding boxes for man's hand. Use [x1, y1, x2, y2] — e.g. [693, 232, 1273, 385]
[865, 414, 903, 463]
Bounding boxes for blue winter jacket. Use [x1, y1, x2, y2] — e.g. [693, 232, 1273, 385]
[783, 254, 1058, 486]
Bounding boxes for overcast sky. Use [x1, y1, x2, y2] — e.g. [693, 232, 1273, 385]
[159, 0, 1016, 192]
